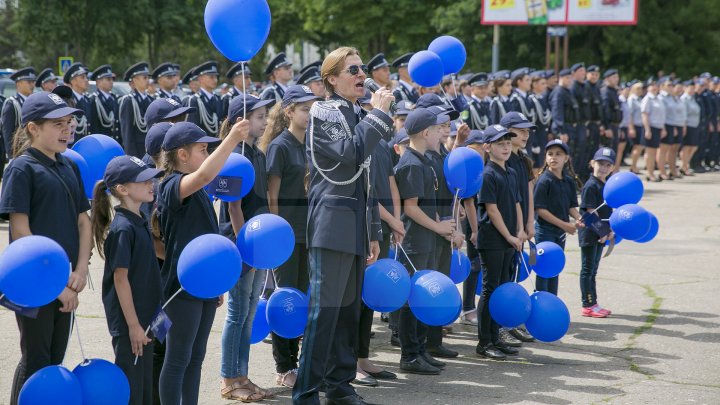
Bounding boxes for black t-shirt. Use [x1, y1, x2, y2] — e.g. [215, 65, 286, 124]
[534, 170, 578, 232]
[157, 172, 219, 300]
[265, 130, 308, 243]
[578, 175, 612, 246]
[102, 208, 162, 336]
[395, 146, 438, 254]
[506, 151, 530, 226]
[426, 147, 454, 218]
[371, 139, 396, 238]
[478, 160, 521, 250]
[0, 147, 90, 268]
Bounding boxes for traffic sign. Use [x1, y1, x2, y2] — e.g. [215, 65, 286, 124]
[58, 57, 74, 76]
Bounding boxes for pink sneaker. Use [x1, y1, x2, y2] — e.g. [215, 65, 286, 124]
[595, 304, 612, 316]
[581, 306, 607, 318]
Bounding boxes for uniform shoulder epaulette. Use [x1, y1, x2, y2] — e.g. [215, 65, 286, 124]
[310, 99, 344, 123]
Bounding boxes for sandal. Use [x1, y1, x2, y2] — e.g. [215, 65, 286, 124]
[248, 379, 275, 399]
[220, 381, 264, 403]
[276, 369, 297, 388]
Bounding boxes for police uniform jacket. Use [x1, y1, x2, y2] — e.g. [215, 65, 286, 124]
[306, 93, 394, 257]
[509, 89, 535, 122]
[73, 92, 92, 141]
[467, 95, 490, 130]
[571, 80, 592, 123]
[601, 85, 622, 128]
[119, 90, 152, 158]
[156, 88, 182, 104]
[551, 85, 579, 135]
[586, 81, 604, 124]
[88, 91, 120, 141]
[259, 83, 285, 104]
[393, 81, 419, 104]
[1, 93, 25, 156]
[186, 89, 222, 137]
[221, 87, 243, 122]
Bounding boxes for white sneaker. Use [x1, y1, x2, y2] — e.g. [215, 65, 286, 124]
[460, 312, 478, 325]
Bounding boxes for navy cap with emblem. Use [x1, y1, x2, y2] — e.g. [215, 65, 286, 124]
[391, 53, 414, 69]
[592, 147, 616, 164]
[171, 64, 181, 74]
[587, 65, 600, 73]
[464, 130, 485, 146]
[511, 67, 529, 81]
[145, 98, 195, 128]
[162, 121, 221, 151]
[10, 67, 37, 82]
[392, 128, 409, 146]
[500, 111, 537, 130]
[559, 68, 572, 77]
[226, 62, 252, 79]
[34, 68, 56, 87]
[404, 107, 451, 136]
[368, 53, 389, 72]
[469, 73, 489, 86]
[459, 73, 474, 82]
[282, 85, 321, 108]
[228, 94, 276, 123]
[145, 122, 173, 156]
[483, 124, 514, 143]
[182, 68, 198, 85]
[530, 70, 547, 79]
[296, 67, 322, 86]
[545, 138, 570, 155]
[195, 61, 219, 77]
[415, 93, 445, 108]
[21, 91, 82, 126]
[104, 155, 163, 188]
[394, 100, 414, 116]
[299, 60, 322, 75]
[152, 63, 177, 80]
[265, 52, 292, 76]
[62, 63, 89, 84]
[427, 105, 459, 121]
[603, 69, 619, 79]
[571, 62, 585, 73]
[123, 62, 150, 81]
[492, 70, 510, 80]
[90, 65, 114, 81]
[546, 69, 556, 78]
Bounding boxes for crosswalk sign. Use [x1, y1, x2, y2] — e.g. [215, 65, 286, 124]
[58, 57, 74, 76]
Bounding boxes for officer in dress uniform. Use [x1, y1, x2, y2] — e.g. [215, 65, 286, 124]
[392, 53, 419, 103]
[221, 62, 253, 119]
[467, 73, 491, 130]
[509, 67, 536, 123]
[550, 68, 579, 149]
[119, 62, 152, 157]
[181, 67, 200, 103]
[529, 70, 553, 160]
[570, 62, 592, 180]
[367, 53, 392, 90]
[586, 65, 610, 156]
[88, 65, 120, 143]
[260, 52, 293, 103]
[64, 62, 92, 141]
[185, 61, 222, 137]
[1, 67, 35, 170]
[489, 70, 512, 125]
[600, 69, 623, 154]
[152, 62, 182, 103]
[296, 66, 325, 98]
[35, 68, 57, 92]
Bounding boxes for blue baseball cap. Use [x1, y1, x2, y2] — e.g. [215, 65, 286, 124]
[145, 122, 172, 156]
[593, 147, 616, 164]
[282, 85, 321, 108]
[103, 155, 163, 188]
[145, 98, 195, 128]
[463, 130, 485, 146]
[404, 107, 450, 136]
[415, 93, 445, 108]
[394, 100, 414, 116]
[21, 91, 82, 126]
[392, 128, 409, 146]
[559, 68, 572, 77]
[500, 111, 536, 130]
[228, 94, 275, 123]
[427, 105, 460, 121]
[162, 122, 220, 151]
[482, 124, 514, 143]
[545, 139, 570, 155]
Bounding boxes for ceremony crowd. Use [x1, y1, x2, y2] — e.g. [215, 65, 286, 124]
[1, 46, 717, 405]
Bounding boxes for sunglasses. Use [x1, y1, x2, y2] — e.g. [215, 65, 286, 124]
[343, 64, 369, 76]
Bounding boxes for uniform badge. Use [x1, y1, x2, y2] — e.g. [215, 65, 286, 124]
[48, 93, 64, 105]
[321, 122, 347, 141]
[129, 156, 146, 167]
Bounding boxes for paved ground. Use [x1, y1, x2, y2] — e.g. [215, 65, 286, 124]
[1, 171, 719, 405]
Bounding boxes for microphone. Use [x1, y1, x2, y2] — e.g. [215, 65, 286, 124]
[363, 78, 396, 114]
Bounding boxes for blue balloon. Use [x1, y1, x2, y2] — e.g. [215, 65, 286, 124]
[61, 149, 93, 199]
[514, 251, 532, 282]
[603, 171, 644, 208]
[428, 36, 467, 75]
[250, 298, 270, 344]
[489, 282, 531, 327]
[605, 234, 623, 246]
[449, 250, 471, 284]
[409, 270, 462, 326]
[525, 291, 571, 342]
[266, 287, 308, 338]
[362, 259, 411, 312]
[609, 203, 652, 241]
[635, 213, 659, 243]
[72, 134, 125, 198]
[411, 269, 433, 284]
[73, 359, 130, 405]
[18, 365, 82, 405]
[0, 236, 70, 308]
[206, 152, 255, 202]
[408, 50, 444, 87]
[204, 0, 271, 62]
[178, 234, 243, 299]
[533, 241, 566, 278]
[387, 245, 397, 260]
[444, 147, 484, 199]
[475, 269, 484, 295]
[237, 214, 295, 269]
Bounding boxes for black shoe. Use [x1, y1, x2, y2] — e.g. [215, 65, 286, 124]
[325, 394, 376, 405]
[362, 369, 397, 380]
[390, 331, 400, 347]
[369, 331, 375, 338]
[694, 165, 707, 173]
[420, 351, 446, 369]
[499, 328, 523, 347]
[509, 327, 535, 343]
[493, 340, 519, 355]
[426, 344, 459, 358]
[476, 343, 506, 360]
[352, 374, 378, 387]
[400, 357, 441, 375]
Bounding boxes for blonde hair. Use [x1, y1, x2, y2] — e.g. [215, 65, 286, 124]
[321, 47, 360, 94]
[12, 119, 49, 158]
[258, 103, 296, 153]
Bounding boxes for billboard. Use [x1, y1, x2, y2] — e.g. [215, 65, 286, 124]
[481, 0, 639, 25]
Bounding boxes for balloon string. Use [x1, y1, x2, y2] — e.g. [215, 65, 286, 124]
[241, 61, 247, 156]
[86, 271, 95, 291]
[263, 269, 271, 299]
[0, 293, 4, 301]
[393, 242, 399, 261]
[395, 243, 418, 273]
[72, 311, 88, 362]
[518, 249, 535, 288]
[451, 189, 461, 253]
[134, 287, 183, 365]
[591, 201, 607, 215]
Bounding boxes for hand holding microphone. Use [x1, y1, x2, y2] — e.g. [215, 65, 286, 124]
[365, 78, 396, 114]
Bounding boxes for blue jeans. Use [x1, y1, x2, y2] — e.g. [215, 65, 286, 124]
[580, 244, 604, 307]
[534, 225, 566, 295]
[220, 269, 267, 378]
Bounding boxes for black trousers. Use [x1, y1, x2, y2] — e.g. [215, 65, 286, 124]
[293, 248, 364, 405]
[152, 258, 164, 405]
[358, 235, 390, 359]
[427, 237, 451, 349]
[397, 252, 431, 362]
[272, 242, 310, 373]
[10, 300, 72, 405]
[692, 126, 708, 167]
[476, 248, 514, 345]
[114, 335, 155, 405]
